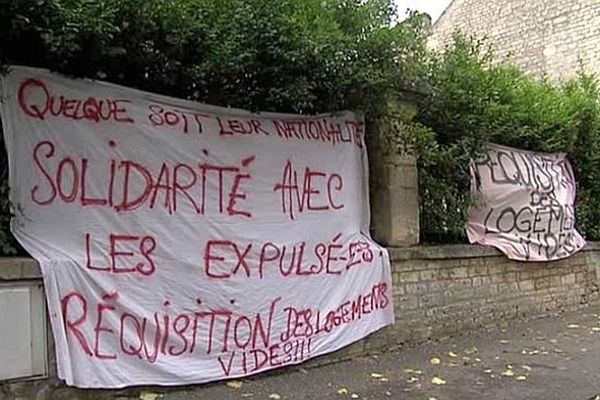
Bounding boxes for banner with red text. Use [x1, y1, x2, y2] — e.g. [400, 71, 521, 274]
[0, 66, 393, 388]
[467, 143, 585, 261]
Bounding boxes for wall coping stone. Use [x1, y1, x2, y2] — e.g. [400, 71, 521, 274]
[2, 241, 600, 279]
[0, 257, 42, 280]
[388, 242, 600, 262]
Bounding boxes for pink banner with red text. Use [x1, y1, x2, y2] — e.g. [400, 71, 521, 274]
[0, 66, 393, 388]
[467, 144, 585, 261]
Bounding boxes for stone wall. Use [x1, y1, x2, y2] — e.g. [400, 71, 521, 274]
[386, 243, 600, 343]
[2, 244, 599, 398]
[323, 243, 600, 361]
[429, 0, 600, 79]
[368, 115, 419, 247]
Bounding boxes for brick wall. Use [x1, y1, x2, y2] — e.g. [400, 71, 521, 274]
[2, 244, 599, 397]
[386, 243, 600, 344]
[429, 0, 600, 79]
[322, 243, 600, 361]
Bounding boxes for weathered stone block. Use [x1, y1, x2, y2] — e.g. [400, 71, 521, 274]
[535, 276, 552, 290]
[369, 117, 419, 247]
[519, 280, 535, 291]
[419, 268, 436, 281]
[398, 270, 421, 283]
[449, 267, 469, 279]
[469, 264, 489, 277]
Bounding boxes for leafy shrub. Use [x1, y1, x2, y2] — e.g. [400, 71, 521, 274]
[0, 0, 429, 255]
[415, 35, 600, 242]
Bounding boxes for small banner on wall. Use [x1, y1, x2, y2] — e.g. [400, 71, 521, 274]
[0, 66, 393, 388]
[467, 143, 585, 261]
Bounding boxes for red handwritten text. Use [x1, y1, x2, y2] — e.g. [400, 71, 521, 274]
[85, 232, 157, 276]
[271, 118, 361, 148]
[274, 160, 344, 220]
[31, 139, 254, 217]
[204, 233, 375, 280]
[61, 294, 281, 363]
[59, 281, 389, 377]
[148, 104, 207, 135]
[218, 117, 270, 136]
[18, 78, 134, 123]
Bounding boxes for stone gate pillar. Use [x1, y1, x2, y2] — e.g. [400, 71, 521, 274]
[368, 114, 420, 247]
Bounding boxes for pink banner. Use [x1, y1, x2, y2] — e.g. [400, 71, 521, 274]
[467, 144, 585, 261]
[0, 66, 393, 388]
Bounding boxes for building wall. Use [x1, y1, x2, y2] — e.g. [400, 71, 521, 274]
[2, 245, 599, 397]
[429, 0, 600, 79]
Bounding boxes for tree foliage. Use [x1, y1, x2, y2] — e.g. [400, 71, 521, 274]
[0, 0, 430, 255]
[414, 35, 600, 242]
[0, 0, 429, 114]
[3, 1, 599, 252]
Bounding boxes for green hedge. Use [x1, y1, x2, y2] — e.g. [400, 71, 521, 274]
[2, 2, 599, 251]
[413, 35, 600, 243]
[0, 0, 429, 255]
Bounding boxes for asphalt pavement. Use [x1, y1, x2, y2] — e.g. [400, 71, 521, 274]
[112, 306, 600, 400]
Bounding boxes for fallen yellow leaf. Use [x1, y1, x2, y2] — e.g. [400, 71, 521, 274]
[350, 394, 359, 399]
[522, 365, 532, 371]
[430, 357, 441, 365]
[379, 377, 389, 383]
[499, 339, 509, 344]
[431, 376, 446, 385]
[139, 392, 161, 400]
[567, 324, 580, 329]
[403, 368, 414, 373]
[448, 351, 459, 358]
[516, 376, 527, 381]
[414, 370, 423, 375]
[370, 373, 384, 379]
[268, 395, 281, 400]
[501, 369, 515, 377]
[591, 327, 600, 332]
[465, 346, 478, 355]
[337, 388, 349, 395]
[226, 381, 244, 389]
[483, 369, 492, 374]
[407, 376, 419, 383]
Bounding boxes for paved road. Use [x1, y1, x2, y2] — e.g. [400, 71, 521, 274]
[11, 308, 600, 400]
[113, 307, 600, 400]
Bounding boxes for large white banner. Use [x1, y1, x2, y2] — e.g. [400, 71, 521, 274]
[468, 143, 585, 261]
[0, 67, 393, 388]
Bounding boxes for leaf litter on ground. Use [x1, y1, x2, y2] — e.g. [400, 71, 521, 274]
[139, 392, 162, 400]
[431, 376, 446, 385]
[226, 381, 244, 389]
